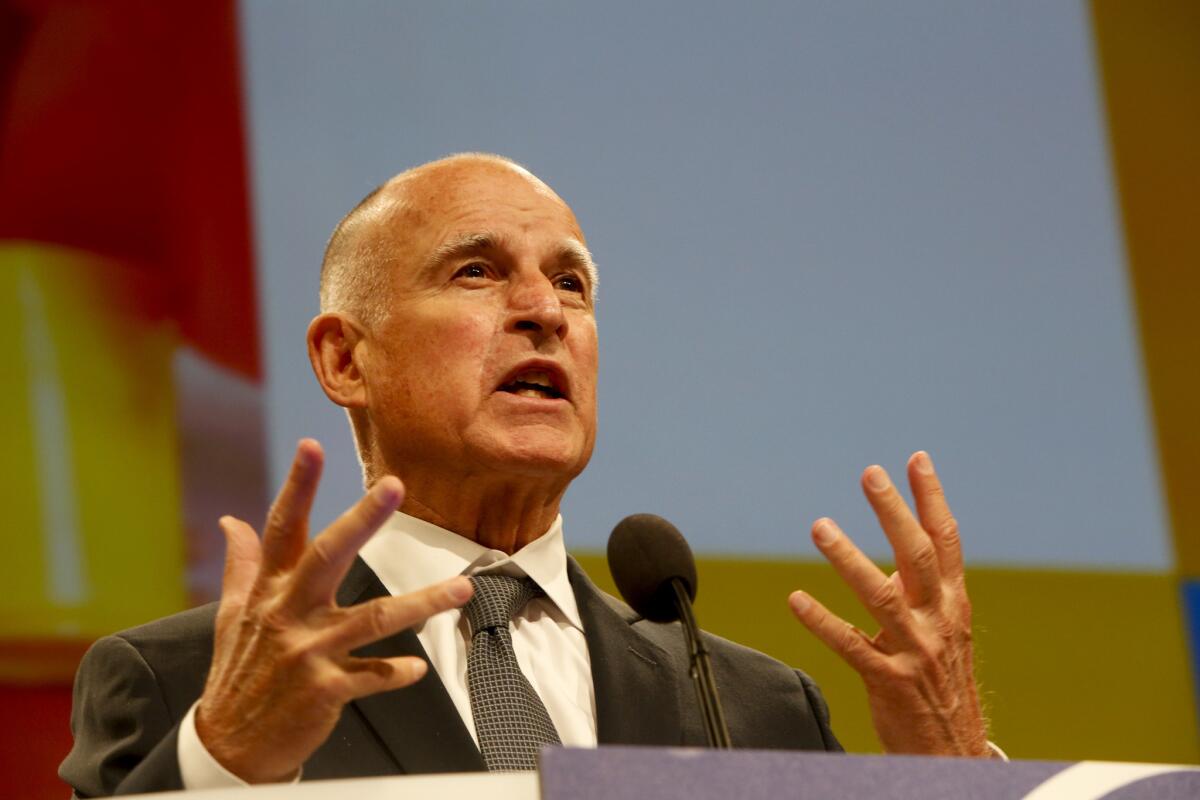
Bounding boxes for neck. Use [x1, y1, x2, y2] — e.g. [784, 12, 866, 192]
[383, 471, 567, 554]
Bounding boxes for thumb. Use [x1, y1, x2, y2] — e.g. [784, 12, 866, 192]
[219, 515, 261, 609]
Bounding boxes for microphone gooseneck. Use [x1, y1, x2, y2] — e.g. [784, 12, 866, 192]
[607, 513, 732, 749]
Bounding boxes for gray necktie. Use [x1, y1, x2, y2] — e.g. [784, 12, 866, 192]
[463, 573, 562, 771]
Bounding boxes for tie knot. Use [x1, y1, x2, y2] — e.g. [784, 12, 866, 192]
[464, 574, 540, 635]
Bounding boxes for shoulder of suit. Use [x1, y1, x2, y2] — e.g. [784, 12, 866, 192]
[627, 608, 813, 688]
[700, 627, 815, 683]
[566, 556, 807, 677]
[100, 602, 220, 657]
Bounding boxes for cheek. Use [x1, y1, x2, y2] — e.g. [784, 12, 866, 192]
[414, 308, 498, 399]
[572, 322, 600, 400]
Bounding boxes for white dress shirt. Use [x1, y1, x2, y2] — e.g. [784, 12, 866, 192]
[178, 512, 596, 788]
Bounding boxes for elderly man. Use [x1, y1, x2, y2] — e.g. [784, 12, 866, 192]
[61, 154, 990, 796]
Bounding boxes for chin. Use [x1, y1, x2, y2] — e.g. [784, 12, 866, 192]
[479, 429, 592, 479]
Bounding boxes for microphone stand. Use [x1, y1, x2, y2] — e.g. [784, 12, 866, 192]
[670, 577, 732, 748]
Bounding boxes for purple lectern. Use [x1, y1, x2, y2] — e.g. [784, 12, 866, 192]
[539, 746, 1200, 800]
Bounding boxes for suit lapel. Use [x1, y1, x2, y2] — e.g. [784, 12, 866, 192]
[568, 557, 684, 747]
[332, 555, 682, 769]
[337, 558, 486, 774]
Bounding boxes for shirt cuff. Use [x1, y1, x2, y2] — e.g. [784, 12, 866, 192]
[986, 740, 1010, 761]
[178, 701, 303, 788]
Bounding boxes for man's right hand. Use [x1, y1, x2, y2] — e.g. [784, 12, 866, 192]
[194, 439, 473, 783]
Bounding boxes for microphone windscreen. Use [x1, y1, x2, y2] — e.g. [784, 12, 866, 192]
[607, 513, 698, 623]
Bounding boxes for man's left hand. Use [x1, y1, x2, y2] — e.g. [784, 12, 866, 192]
[788, 451, 990, 756]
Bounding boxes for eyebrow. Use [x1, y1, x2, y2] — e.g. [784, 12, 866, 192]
[553, 239, 600, 301]
[422, 230, 599, 302]
[422, 231, 503, 275]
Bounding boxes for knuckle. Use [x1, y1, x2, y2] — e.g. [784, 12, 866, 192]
[836, 623, 863, 657]
[880, 657, 912, 685]
[819, 533, 845, 559]
[933, 613, 959, 640]
[910, 542, 939, 575]
[366, 600, 393, 639]
[427, 584, 458, 612]
[948, 583, 973, 627]
[318, 674, 351, 704]
[922, 483, 947, 504]
[309, 538, 337, 569]
[877, 491, 906, 517]
[277, 639, 310, 669]
[868, 579, 903, 615]
[934, 515, 961, 545]
[338, 659, 399, 700]
[257, 599, 292, 633]
[806, 604, 829, 631]
[363, 660, 397, 687]
[823, 536, 857, 568]
[359, 489, 390, 520]
[914, 638, 943, 670]
[264, 504, 291, 536]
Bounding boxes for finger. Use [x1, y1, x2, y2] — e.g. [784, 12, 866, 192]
[321, 576, 473, 654]
[907, 451, 965, 579]
[287, 476, 405, 608]
[218, 516, 261, 608]
[861, 465, 943, 607]
[339, 656, 430, 700]
[811, 518, 918, 644]
[260, 439, 325, 575]
[788, 590, 886, 676]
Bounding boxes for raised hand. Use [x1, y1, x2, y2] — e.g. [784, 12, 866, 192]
[788, 451, 989, 756]
[195, 439, 473, 782]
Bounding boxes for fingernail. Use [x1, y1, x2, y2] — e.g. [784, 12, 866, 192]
[812, 519, 837, 546]
[447, 576, 473, 603]
[914, 451, 934, 475]
[865, 466, 889, 491]
[789, 592, 811, 614]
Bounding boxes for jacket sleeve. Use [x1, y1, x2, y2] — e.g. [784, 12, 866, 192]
[796, 669, 843, 752]
[59, 634, 185, 797]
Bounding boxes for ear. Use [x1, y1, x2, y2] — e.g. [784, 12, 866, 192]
[307, 313, 369, 409]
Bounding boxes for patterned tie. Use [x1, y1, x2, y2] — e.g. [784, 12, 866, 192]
[463, 573, 562, 771]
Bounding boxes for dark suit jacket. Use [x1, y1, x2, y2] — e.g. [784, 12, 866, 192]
[60, 557, 841, 796]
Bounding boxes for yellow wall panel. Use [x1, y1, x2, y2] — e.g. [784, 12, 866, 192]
[1091, 0, 1200, 572]
[0, 244, 187, 676]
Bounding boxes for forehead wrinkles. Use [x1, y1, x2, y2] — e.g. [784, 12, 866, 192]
[372, 163, 589, 281]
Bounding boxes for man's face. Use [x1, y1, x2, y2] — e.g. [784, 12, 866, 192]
[359, 161, 598, 486]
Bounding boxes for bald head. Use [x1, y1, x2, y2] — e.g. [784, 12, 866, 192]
[319, 153, 593, 327]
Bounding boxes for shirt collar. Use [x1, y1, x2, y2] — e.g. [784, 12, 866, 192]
[358, 511, 582, 631]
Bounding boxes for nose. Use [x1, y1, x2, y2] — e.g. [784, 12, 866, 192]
[506, 272, 568, 341]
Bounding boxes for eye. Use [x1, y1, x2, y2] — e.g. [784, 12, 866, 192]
[453, 262, 490, 281]
[553, 273, 586, 294]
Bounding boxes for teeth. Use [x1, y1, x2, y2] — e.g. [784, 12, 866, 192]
[517, 371, 552, 388]
[500, 368, 563, 399]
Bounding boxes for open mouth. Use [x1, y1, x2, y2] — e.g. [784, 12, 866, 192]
[498, 368, 566, 400]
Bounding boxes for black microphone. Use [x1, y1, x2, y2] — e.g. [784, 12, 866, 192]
[608, 514, 732, 748]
